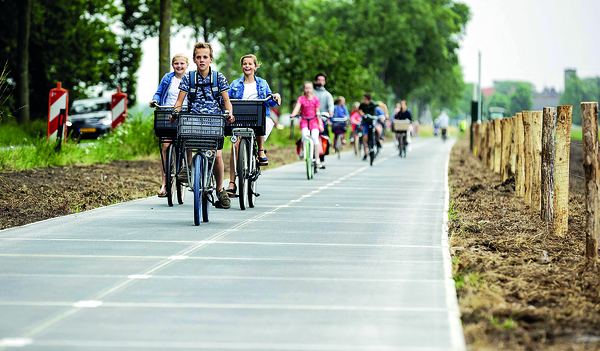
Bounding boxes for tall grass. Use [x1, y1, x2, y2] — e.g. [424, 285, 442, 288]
[0, 112, 158, 171]
[0, 62, 10, 123]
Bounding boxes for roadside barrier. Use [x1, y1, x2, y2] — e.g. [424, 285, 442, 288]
[471, 102, 599, 265]
[111, 88, 127, 129]
[47, 82, 68, 145]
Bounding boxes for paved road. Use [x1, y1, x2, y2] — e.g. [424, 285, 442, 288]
[0, 137, 465, 350]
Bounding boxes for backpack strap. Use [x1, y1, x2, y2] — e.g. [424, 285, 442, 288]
[209, 69, 224, 112]
[188, 70, 197, 111]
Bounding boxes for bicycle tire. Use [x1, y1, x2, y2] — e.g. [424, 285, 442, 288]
[202, 170, 210, 223]
[304, 139, 312, 180]
[176, 177, 185, 204]
[238, 139, 248, 210]
[399, 135, 404, 157]
[248, 143, 257, 208]
[193, 155, 201, 226]
[368, 130, 375, 166]
[165, 144, 175, 207]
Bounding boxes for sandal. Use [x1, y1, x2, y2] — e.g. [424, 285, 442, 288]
[226, 181, 238, 198]
[258, 149, 269, 166]
[157, 185, 167, 197]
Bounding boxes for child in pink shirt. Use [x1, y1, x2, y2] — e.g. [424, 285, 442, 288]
[291, 82, 322, 164]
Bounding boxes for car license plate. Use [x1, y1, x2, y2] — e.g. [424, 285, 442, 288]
[80, 128, 96, 133]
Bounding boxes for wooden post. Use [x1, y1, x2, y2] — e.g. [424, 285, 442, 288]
[515, 113, 525, 196]
[480, 122, 487, 163]
[553, 105, 572, 236]
[494, 118, 502, 174]
[522, 111, 533, 203]
[487, 121, 495, 171]
[531, 111, 543, 212]
[501, 118, 513, 182]
[509, 117, 517, 177]
[541, 107, 556, 222]
[473, 123, 480, 156]
[581, 102, 599, 265]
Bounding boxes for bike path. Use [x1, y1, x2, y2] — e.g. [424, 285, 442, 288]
[0, 137, 465, 350]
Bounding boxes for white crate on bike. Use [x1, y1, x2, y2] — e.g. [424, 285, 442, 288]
[393, 120, 411, 132]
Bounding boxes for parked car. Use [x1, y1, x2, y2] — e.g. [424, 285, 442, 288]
[67, 97, 112, 139]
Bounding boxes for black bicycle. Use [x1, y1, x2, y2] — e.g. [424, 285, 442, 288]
[363, 114, 382, 166]
[393, 120, 411, 158]
[228, 95, 279, 210]
[152, 103, 186, 206]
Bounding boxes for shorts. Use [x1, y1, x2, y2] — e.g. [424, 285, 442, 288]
[361, 121, 374, 135]
[299, 116, 319, 131]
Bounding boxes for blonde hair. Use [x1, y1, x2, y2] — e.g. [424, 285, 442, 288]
[193, 42, 213, 58]
[172, 53, 188, 63]
[240, 54, 261, 69]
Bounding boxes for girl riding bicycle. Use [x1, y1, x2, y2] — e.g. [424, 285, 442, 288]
[331, 96, 349, 153]
[149, 53, 189, 197]
[290, 82, 322, 167]
[226, 54, 281, 198]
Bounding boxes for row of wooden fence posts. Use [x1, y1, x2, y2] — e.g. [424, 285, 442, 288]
[472, 102, 599, 266]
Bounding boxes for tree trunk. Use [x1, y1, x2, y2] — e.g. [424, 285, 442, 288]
[223, 29, 232, 81]
[553, 105, 572, 236]
[17, 0, 32, 124]
[541, 107, 556, 223]
[531, 111, 543, 212]
[515, 113, 525, 197]
[522, 111, 533, 204]
[159, 0, 172, 82]
[581, 102, 599, 266]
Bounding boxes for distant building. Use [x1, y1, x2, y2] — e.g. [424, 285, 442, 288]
[532, 87, 561, 111]
[482, 87, 495, 99]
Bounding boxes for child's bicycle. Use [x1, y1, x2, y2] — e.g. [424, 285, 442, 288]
[292, 115, 318, 180]
[227, 94, 278, 210]
[174, 109, 230, 225]
[151, 103, 187, 206]
[363, 114, 383, 166]
[331, 115, 349, 159]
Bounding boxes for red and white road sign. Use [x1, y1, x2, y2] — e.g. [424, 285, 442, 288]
[47, 82, 69, 141]
[111, 88, 127, 129]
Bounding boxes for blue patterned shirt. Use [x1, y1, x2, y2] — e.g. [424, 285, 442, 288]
[229, 75, 278, 118]
[179, 69, 230, 114]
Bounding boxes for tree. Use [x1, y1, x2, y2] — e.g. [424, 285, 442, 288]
[16, 0, 32, 124]
[559, 76, 600, 125]
[159, 0, 172, 81]
[487, 92, 510, 110]
[508, 85, 533, 116]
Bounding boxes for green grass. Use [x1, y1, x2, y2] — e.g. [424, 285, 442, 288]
[415, 125, 462, 138]
[0, 112, 158, 171]
[0, 119, 47, 146]
[571, 125, 582, 140]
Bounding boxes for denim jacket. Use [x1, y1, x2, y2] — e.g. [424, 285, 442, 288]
[229, 75, 277, 118]
[152, 72, 175, 105]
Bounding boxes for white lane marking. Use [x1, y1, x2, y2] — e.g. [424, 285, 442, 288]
[0, 338, 34, 347]
[0, 275, 445, 283]
[19, 339, 444, 350]
[127, 274, 151, 279]
[168, 255, 188, 260]
[73, 300, 103, 308]
[441, 142, 467, 351]
[0, 238, 442, 246]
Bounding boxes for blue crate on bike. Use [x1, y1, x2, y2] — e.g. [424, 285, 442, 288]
[177, 113, 225, 150]
[225, 99, 267, 136]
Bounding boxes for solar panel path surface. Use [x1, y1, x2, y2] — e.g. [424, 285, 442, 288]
[0, 137, 465, 350]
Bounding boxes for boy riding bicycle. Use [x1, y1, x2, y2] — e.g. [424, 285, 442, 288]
[171, 42, 235, 209]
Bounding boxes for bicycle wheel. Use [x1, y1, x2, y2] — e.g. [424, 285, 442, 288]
[201, 169, 211, 223]
[304, 139, 312, 180]
[238, 139, 248, 210]
[368, 132, 375, 166]
[176, 178, 185, 204]
[193, 155, 201, 226]
[399, 135, 404, 157]
[248, 144, 257, 208]
[336, 135, 341, 159]
[165, 144, 176, 207]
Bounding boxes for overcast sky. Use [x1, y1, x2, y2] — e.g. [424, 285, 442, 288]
[136, 0, 600, 103]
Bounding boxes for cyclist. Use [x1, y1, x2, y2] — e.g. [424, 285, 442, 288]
[331, 96, 349, 151]
[150, 53, 189, 197]
[171, 42, 235, 209]
[358, 93, 386, 161]
[313, 73, 334, 169]
[226, 54, 281, 197]
[375, 102, 388, 148]
[290, 82, 322, 167]
[394, 100, 413, 151]
[438, 110, 450, 140]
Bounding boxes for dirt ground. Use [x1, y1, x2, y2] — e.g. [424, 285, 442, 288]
[449, 137, 600, 350]
[0, 144, 299, 230]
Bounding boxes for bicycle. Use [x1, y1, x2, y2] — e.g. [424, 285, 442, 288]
[291, 115, 318, 180]
[174, 109, 229, 225]
[392, 120, 411, 158]
[152, 103, 186, 206]
[227, 95, 278, 210]
[331, 115, 349, 159]
[363, 114, 383, 166]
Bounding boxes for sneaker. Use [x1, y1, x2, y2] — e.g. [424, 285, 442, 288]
[178, 164, 189, 182]
[362, 155, 367, 161]
[318, 163, 326, 169]
[216, 188, 231, 209]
